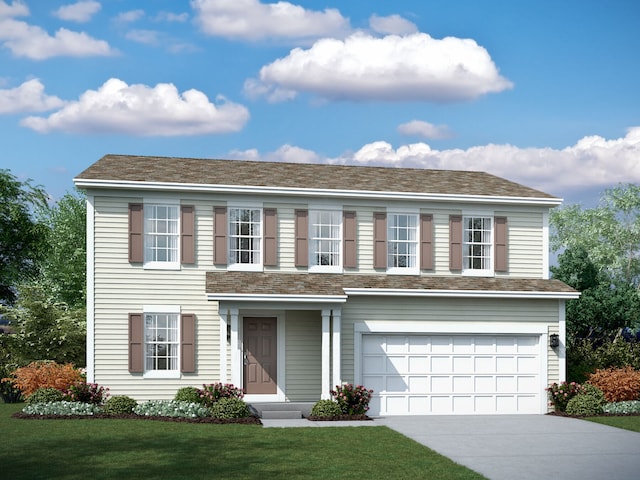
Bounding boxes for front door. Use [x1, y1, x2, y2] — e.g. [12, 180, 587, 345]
[243, 317, 277, 395]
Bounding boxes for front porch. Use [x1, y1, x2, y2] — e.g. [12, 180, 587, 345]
[249, 402, 315, 419]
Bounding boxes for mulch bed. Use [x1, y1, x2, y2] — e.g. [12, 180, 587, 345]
[12, 412, 262, 424]
[306, 414, 372, 421]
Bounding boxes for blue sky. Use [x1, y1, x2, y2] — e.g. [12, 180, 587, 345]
[1, 0, 639, 205]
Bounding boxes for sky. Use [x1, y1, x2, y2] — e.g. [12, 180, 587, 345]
[1, 0, 639, 207]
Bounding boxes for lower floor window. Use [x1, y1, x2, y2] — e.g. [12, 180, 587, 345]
[145, 313, 179, 371]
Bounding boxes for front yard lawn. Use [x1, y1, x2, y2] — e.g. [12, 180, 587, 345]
[0, 403, 486, 480]
[585, 415, 640, 433]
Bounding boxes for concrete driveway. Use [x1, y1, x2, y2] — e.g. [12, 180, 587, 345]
[377, 415, 640, 480]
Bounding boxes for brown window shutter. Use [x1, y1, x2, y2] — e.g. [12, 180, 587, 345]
[295, 209, 308, 267]
[181, 205, 195, 264]
[373, 212, 387, 269]
[343, 211, 357, 268]
[494, 216, 508, 272]
[181, 314, 196, 373]
[449, 215, 463, 271]
[213, 206, 227, 265]
[128, 313, 144, 373]
[263, 208, 278, 266]
[128, 203, 143, 263]
[420, 213, 434, 270]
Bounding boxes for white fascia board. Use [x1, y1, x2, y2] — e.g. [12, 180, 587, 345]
[73, 178, 562, 207]
[343, 288, 580, 300]
[207, 293, 348, 303]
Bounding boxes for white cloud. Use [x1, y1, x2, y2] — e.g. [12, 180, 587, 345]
[0, 18, 115, 59]
[231, 128, 640, 195]
[125, 29, 160, 45]
[0, 79, 65, 114]
[155, 11, 188, 22]
[0, 0, 28, 18]
[191, 0, 350, 41]
[398, 120, 453, 140]
[21, 78, 250, 136]
[114, 9, 144, 23]
[53, 1, 101, 23]
[369, 14, 417, 35]
[247, 32, 513, 102]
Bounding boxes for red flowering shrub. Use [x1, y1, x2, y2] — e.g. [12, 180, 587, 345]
[64, 382, 109, 405]
[546, 381, 584, 412]
[198, 383, 244, 407]
[331, 384, 374, 415]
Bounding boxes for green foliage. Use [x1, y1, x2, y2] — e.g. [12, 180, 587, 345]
[198, 383, 244, 407]
[603, 400, 640, 415]
[133, 400, 211, 418]
[0, 169, 49, 305]
[22, 401, 102, 416]
[174, 386, 202, 403]
[581, 383, 606, 406]
[26, 387, 64, 405]
[568, 337, 640, 382]
[546, 381, 584, 412]
[311, 399, 342, 417]
[102, 396, 138, 415]
[330, 384, 374, 415]
[566, 394, 604, 417]
[208, 398, 251, 419]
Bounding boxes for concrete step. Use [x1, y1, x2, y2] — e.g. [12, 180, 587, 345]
[261, 410, 303, 419]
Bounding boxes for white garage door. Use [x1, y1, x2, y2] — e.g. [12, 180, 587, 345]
[362, 334, 542, 415]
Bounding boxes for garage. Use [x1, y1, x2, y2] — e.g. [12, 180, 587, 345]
[362, 333, 543, 415]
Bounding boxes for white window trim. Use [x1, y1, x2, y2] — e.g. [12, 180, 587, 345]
[462, 209, 494, 277]
[143, 198, 181, 271]
[308, 207, 343, 273]
[227, 205, 263, 272]
[386, 209, 420, 275]
[143, 305, 181, 379]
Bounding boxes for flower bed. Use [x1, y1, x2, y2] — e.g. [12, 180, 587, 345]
[12, 411, 261, 424]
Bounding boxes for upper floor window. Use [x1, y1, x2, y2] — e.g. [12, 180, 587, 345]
[228, 208, 262, 268]
[144, 205, 179, 266]
[387, 213, 418, 272]
[309, 210, 341, 271]
[463, 216, 492, 272]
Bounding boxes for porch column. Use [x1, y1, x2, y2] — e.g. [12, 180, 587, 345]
[558, 300, 566, 383]
[219, 308, 228, 383]
[321, 308, 331, 399]
[332, 307, 341, 389]
[230, 308, 240, 387]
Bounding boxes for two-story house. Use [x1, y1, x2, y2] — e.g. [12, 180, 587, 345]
[74, 154, 578, 415]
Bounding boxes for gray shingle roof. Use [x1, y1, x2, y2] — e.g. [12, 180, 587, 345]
[205, 272, 577, 297]
[75, 154, 557, 199]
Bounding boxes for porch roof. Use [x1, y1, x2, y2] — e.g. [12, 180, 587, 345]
[205, 272, 579, 300]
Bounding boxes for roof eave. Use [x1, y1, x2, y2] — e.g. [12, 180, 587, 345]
[207, 293, 348, 303]
[342, 288, 580, 299]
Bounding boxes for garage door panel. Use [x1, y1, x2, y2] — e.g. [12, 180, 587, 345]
[363, 334, 542, 415]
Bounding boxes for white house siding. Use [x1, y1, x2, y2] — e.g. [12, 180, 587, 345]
[285, 310, 322, 401]
[340, 297, 561, 389]
[496, 209, 544, 278]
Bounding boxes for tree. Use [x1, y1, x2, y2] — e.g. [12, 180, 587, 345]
[0, 170, 48, 305]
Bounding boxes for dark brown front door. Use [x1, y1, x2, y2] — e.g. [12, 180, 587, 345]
[243, 317, 277, 395]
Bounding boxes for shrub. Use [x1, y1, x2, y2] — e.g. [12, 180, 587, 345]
[581, 383, 606, 406]
[63, 382, 109, 405]
[133, 400, 210, 418]
[174, 386, 202, 404]
[588, 366, 640, 402]
[22, 401, 102, 416]
[566, 394, 604, 417]
[102, 396, 138, 415]
[567, 337, 640, 383]
[208, 398, 251, 419]
[603, 400, 640, 415]
[331, 384, 374, 415]
[546, 381, 583, 412]
[311, 399, 342, 417]
[26, 387, 64, 405]
[198, 383, 244, 407]
[3, 361, 83, 397]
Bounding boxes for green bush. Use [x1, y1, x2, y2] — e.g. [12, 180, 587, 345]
[26, 387, 64, 405]
[603, 400, 640, 415]
[311, 399, 342, 417]
[331, 384, 374, 415]
[582, 383, 606, 406]
[208, 398, 251, 419]
[174, 387, 202, 404]
[22, 401, 102, 416]
[566, 394, 604, 417]
[546, 381, 583, 412]
[133, 400, 210, 418]
[102, 395, 138, 415]
[568, 338, 640, 383]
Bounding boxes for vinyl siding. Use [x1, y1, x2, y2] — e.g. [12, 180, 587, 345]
[285, 311, 322, 401]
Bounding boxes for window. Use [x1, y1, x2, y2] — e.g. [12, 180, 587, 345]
[228, 208, 262, 267]
[309, 210, 341, 271]
[144, 313, 179, 375]
[463, 216, 492, 271]
[387, 214, 418, 271]
[144, 205, 179, 266]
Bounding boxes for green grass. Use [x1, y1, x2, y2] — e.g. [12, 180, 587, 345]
[585, 415, 640, 433]
[0, 403, 485, 480]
